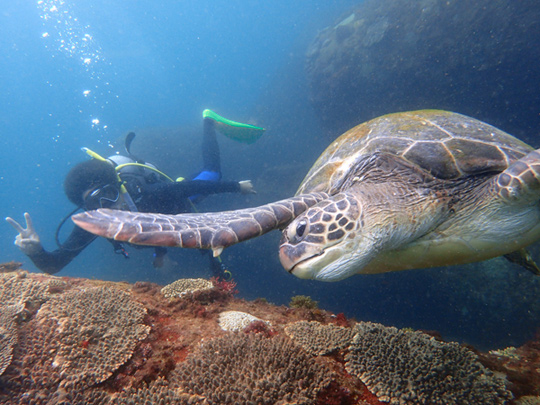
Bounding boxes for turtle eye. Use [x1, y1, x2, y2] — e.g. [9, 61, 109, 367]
[296, 220, 307, 238]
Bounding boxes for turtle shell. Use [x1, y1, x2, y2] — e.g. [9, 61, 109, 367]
[297, 110, 533, 195]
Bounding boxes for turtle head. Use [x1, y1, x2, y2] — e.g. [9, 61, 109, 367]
[279, 192, 373, 282]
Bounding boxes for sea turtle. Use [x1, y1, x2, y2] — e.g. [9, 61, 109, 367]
[72, 110, 540, 281]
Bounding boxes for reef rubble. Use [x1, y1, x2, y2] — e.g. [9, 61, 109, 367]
[0, 265, 538, 404]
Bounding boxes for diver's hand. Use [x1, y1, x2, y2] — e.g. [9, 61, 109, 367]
[239, 180, 256, 194]
[5, 213, 44, 256]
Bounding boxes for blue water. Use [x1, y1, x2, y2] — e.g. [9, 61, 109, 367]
[1, 0, 539, 351]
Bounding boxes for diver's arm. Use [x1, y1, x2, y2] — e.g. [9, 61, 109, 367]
[134, 180, 256, 214]
[145, 180, 250, 201]
[26, 226, 96, 274]
[25, 225, 94, 274]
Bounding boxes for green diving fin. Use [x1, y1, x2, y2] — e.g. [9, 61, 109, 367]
[203, 109, 265, 144]
[504, 248, 540, 275]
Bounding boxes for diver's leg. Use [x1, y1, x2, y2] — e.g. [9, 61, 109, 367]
[201, 118, 222, 177]
[189, 119, 221, 203]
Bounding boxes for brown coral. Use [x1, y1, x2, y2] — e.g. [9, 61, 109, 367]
[173, 334, 332, 404]
[110, 377, 208, 405]
[0, 286, 150, 404]
[0, 304, 22, 375]
[345, 322, 513, 405]
[41, 286, 150, 388]
[38, 387, 112, 405]
[0, 271, 52, 310]
[284, 320, 355, 356]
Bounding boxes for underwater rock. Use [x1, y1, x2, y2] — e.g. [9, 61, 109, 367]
[306, 0, 540, 141]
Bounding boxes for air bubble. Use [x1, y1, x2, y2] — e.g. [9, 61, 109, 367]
[37, 0, 116, 132]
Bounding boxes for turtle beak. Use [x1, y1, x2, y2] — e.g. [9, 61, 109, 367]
[279, 243, 301, 273]
[279, 234, 323, 279]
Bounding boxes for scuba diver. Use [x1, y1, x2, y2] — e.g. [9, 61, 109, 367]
[6, 109, 265, 279]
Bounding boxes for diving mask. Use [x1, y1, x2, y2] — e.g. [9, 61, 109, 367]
[83, 184, 120, 210]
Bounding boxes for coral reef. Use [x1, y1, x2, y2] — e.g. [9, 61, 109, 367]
[0, 263, 538, 404]
[345, 322, 513, 404]
[284, 320, 354, 356]
[173, 333, 332, 404]
[289, 294, 318, 309]
[161, 277, 214, 298]
[218, 310, 271, 332]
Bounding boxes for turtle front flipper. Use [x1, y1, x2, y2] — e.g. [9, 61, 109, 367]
[72, 193, 328, 256]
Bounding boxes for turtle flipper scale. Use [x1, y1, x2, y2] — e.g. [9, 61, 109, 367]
[72, 193, 329, 255]
[496, 148, 540, 204]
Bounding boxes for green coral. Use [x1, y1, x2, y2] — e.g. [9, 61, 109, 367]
[289, 295, 318, 310]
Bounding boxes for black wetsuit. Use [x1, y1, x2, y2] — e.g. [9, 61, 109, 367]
[28, 119, 242, 275]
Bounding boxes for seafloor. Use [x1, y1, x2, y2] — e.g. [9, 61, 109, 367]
[0, 261, 538, 405]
